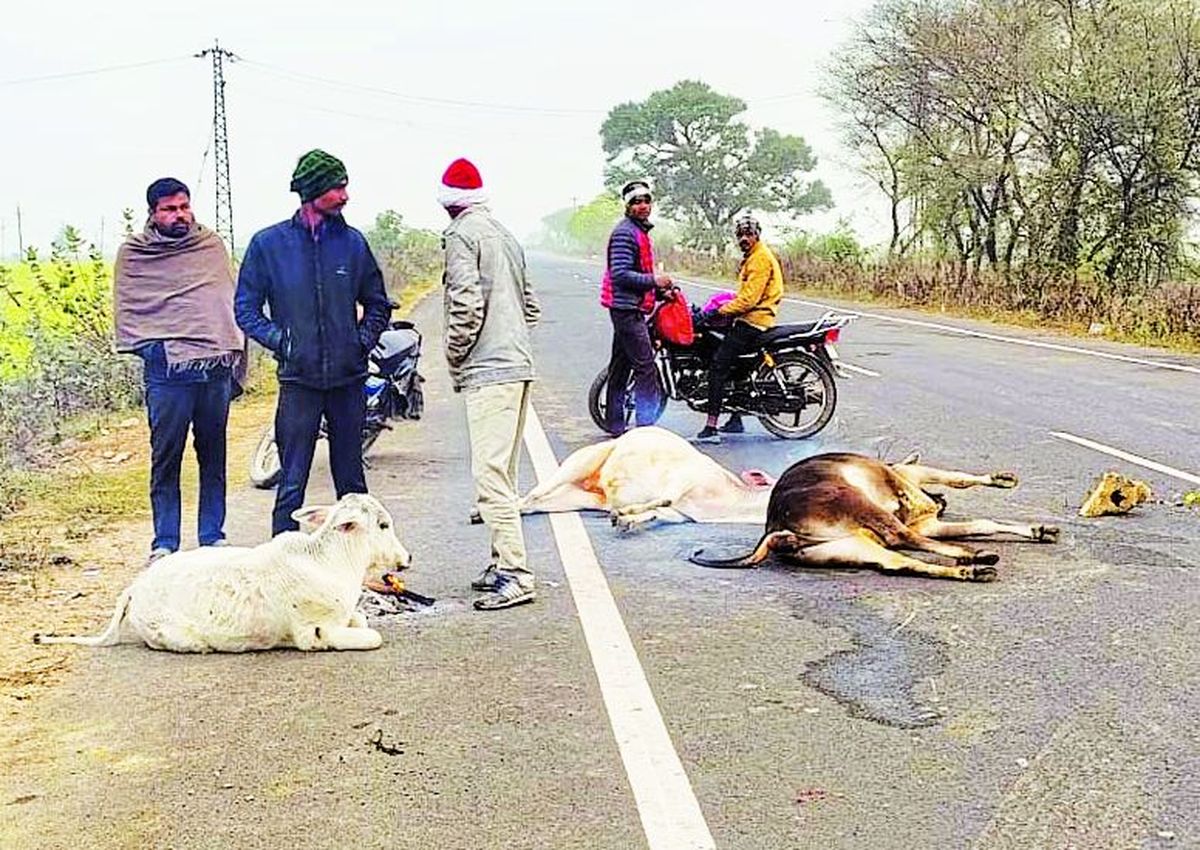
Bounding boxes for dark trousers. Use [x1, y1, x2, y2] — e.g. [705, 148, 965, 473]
[273, 380, 368, 535]
[146, 377, 233, 552]
[707, 321, 764, 416]
[606, 308, 660, 433]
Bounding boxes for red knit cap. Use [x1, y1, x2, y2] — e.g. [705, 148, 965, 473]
[442, 158, 483, 190]
[438, 158, 488, 209]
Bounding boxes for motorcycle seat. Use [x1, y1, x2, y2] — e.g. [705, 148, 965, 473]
[372, 327, 421, 375]
[759, 320, 822, 346]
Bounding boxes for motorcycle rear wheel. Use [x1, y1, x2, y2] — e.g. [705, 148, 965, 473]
[587, 366, 667, 436]
[755, 351, 837, 440]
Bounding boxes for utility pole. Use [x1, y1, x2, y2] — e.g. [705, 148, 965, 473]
[197, 40, 236, 253]
[16, 205, 23, 258]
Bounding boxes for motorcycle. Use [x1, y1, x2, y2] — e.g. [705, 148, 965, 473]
[248, 319, 426, 489]
[588, 294, 855, 440]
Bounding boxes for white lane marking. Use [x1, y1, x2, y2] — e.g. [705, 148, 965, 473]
[522, 406, 716, 850]
[680, 278, 1200, 376]
[1050, 431, 1200, 486]
[838, 362, 881, 378]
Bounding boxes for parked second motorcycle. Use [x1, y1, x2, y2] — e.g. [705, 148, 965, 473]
[248, 320, 425, 489]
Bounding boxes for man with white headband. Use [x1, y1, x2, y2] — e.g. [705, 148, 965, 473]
[438, 157, 542, 611]
[600, 179, 673, 433]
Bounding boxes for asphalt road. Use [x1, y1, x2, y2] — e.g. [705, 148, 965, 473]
[4, 252, 1198, 849]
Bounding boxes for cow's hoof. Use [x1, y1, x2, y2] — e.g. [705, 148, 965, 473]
[991, 472, 1019, 488]
[613, 517, 639, 534]
[970, 565, 998, 582]
[974, 550, 1000, 565]
[1035, 525, 1060, 543]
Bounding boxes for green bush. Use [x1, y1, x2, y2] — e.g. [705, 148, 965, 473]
[0, 233, 144, 515]
[365, 210, 444, 304]
[566, 196, 623, 254]
[784, 223, 866, 266]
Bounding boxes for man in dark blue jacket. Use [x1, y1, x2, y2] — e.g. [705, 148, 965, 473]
[236, 149, 391, 535]
[601, 179, 672, 433]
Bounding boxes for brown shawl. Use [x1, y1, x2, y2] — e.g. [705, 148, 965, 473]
[114, 222, 246, 384]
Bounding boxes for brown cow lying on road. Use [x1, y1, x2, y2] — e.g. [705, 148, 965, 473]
[519, 426, 774, 529]
[691, 452, 1059, 581]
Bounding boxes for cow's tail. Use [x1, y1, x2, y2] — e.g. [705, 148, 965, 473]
[34, 588, 132, 647]
[689, 530, 793, 569]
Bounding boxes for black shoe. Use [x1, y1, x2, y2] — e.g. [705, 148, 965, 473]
[719, 415, 745, 434]
[693, 426, 721, 445]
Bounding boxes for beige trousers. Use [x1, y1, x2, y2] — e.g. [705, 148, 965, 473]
[463, 380, 533, 586]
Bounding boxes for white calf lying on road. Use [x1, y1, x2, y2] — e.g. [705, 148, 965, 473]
[519, 426, 773, 529]
[35, 493, 409, 653]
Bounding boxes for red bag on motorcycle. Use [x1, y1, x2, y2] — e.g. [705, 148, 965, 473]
[654, 289, 695, 346]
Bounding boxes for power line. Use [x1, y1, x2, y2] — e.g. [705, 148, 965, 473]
[2, 51, 810, 117]
[0, 56, 190, 86]
[238, 59, 604, 117]
[195, 135, 212, 189]
[238, 59, 815, 118]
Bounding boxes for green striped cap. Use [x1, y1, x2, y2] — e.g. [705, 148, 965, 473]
[290, 149, 348, 202]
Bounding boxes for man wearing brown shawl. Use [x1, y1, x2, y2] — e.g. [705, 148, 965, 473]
[114, 178, 245, 565]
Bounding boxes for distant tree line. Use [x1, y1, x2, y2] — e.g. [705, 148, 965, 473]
[826, 0, 1200, 289]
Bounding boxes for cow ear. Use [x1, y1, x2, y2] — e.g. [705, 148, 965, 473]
[898, 451, 921, 465]
[335, 518, 363, 534]
[292, 505, 331, 530]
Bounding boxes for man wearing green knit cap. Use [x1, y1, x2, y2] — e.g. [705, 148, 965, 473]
[236, 149, 392, 536]
[289, 148, 349, 203]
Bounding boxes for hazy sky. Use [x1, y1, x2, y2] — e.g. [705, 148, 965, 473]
[0, 0, 882, 258]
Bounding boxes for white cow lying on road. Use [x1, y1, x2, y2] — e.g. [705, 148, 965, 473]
[35, 493, 409, 653]
[519, 426, 773, 530]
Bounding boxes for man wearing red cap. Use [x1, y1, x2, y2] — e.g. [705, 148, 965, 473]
[439, 158, 541, 611]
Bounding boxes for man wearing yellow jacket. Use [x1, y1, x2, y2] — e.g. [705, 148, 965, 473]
[694, 213, 783, 444]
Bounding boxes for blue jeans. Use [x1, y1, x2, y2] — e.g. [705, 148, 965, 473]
[146, 377, 233, 552]
[272, 380, 368, 536]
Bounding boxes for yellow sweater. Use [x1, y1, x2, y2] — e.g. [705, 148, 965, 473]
[718, 240, 783, 329]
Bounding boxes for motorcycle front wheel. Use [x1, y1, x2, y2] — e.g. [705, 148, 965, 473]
[248, 424, 385, 490]
[755, 350, 838, 439]
[587, 366, 667, 435]
[248, 424, 282, 489]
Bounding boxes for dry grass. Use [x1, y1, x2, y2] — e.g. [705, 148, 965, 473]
[663, 248, 1200, 354]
